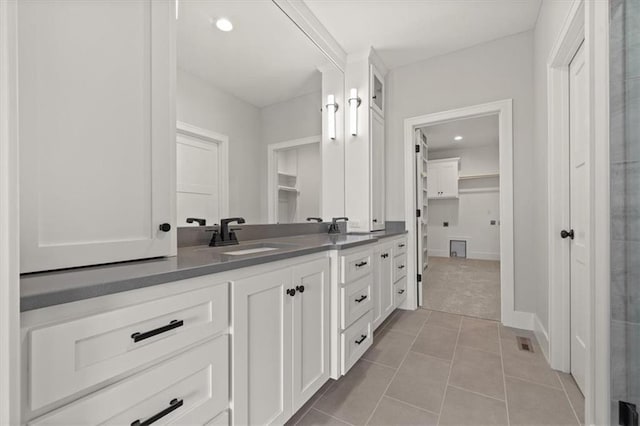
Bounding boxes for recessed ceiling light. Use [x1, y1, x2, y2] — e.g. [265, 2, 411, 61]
[215, 18, 233, 32]
[454, 136, 463, 141]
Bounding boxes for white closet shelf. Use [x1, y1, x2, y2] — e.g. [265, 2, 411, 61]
[458, 172, 499, 180]
[458, 187, 499, 194]
[277, 172, 297, 178]
[278, 185, 299, 193]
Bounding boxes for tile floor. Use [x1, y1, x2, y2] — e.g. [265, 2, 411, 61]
[423, 257, 501, 321]
[287, 309, 584, 426]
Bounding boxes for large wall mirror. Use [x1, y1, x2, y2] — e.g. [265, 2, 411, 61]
[176, 0, 339, 226]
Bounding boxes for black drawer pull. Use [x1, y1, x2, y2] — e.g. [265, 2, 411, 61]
[355, 295, 368, 303]
[398, 264, 405, 269]
[380, 253, 389, 259]
[131, 398, 183, 426]
[355, 261, 368, 268]
[398, 243, 405, 248]
[355, 334, 367, 345]
[131, 320, 184, 343]
[398, 289, 406, 295]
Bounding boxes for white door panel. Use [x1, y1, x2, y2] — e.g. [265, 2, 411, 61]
[569, 41, 588, 394]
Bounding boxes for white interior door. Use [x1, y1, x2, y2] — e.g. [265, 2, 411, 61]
[568, 41, 588, 394]
[177, 133, 221, 227]
[415, 129, 428, 306]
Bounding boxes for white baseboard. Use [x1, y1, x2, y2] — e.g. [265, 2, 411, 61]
[427, 250, 500, 261]
[502, 310, 534, 330]
[533, 314, 550, 362]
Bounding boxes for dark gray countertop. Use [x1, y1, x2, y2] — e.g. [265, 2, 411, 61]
[20, 230, 407, 312]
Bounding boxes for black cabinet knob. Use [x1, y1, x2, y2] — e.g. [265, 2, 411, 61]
[296, 285, 305, 293]
[159, 223, 171, 232]
[286, 288, 296, 297]
[560, 229, 574, 240]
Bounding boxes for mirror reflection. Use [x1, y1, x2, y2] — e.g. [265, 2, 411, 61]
[176, 0, 333, 226]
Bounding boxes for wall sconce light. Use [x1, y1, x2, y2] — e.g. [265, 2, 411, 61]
[348, 88, 362, 136]
[326, 94, 339, 140]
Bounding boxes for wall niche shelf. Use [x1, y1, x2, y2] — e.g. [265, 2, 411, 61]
[458, 172, 499, 180]
[278, 185, 299, 193]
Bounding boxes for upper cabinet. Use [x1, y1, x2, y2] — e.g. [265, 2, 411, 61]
[427, 158, 460, 199]
[345, 49, 388, 232]
[18, 1, 175, 273]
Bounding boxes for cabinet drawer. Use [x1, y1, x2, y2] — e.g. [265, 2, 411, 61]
[393, 254, 407, 282]
[340, 311, 373, 375]
[341, 275, 373, 329]
[394, 277, 407, 307]
[29, 284, 228, 410]
[393, 239, 407, 257]
[340, 249, 373, 284]
[30, 336, 229, 425]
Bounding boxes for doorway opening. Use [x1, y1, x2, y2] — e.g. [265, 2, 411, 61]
[403, 99, 521, 327]
[417, 114, 501, 321]
[267, 136, 322, 224]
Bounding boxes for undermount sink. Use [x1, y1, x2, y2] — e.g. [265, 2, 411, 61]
[222, 247, 279, 256]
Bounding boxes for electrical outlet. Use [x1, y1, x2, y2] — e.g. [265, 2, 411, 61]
[443, 221, 449, 227]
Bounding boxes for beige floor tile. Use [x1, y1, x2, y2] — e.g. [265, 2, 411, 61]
[384, 309, 430, 336]
[439, 386, 508, 426]
[287, 380, 336, 425]
[411, 325, 458, 360]
[449, 345, 505, 400]
[296, 409, 351, 426]
[557, 372, 586, 424]
[426, 310, 462, 330]
[367, 396, 438, 425]
[385, 351, 450, 413]
[458, 318, 500, 354]
[314, 360, 395, 425]
[501, 337, 562, 389]
[362, 327, 415, 369]
[506, 376, 579, 425]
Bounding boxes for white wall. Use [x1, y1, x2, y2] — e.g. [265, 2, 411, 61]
[176, 69, 262, 223]
[387, 31, 536, 313]
[532, 1, 575, 331]
[427, 145, 500, 260]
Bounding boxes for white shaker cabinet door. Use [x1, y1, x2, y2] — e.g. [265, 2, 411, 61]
[233, 269, 293, 426]
[370, 111, 385, 230]
[291, 258, 331, 412]
[18, 0, 174, 272]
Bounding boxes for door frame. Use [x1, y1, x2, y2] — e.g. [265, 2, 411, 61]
[267, 135, 322, 223]
[176, 121, 229, 223]
[403, 99, 519, 324]
[547, 0, 610, 423]
[0, 0, 20, 423]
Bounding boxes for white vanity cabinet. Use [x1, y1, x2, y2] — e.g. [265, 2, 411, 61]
[232, 257, 331, 425]
[22, 277, 231, 426]
[372, 242, 394, 329]
[427, 158, 460, 199]
[18, 0, 175, 273]
[392, 237, 409, 307]
[345, 49, 388, 232]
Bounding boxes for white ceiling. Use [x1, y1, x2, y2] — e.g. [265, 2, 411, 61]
[421, 115, 499, 151]
[305, 0, 542, 69]
[177, 0, 331, 108]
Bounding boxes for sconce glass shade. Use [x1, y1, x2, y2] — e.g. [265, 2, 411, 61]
[348, 88, 361, 136]
[327, 94, 338, 140]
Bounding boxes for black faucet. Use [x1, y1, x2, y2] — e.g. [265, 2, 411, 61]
[328, 217, 348, 234]
[306, 217, 323, 223]
[209, 217, 246, 246]
[186, 217, 206, 226]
